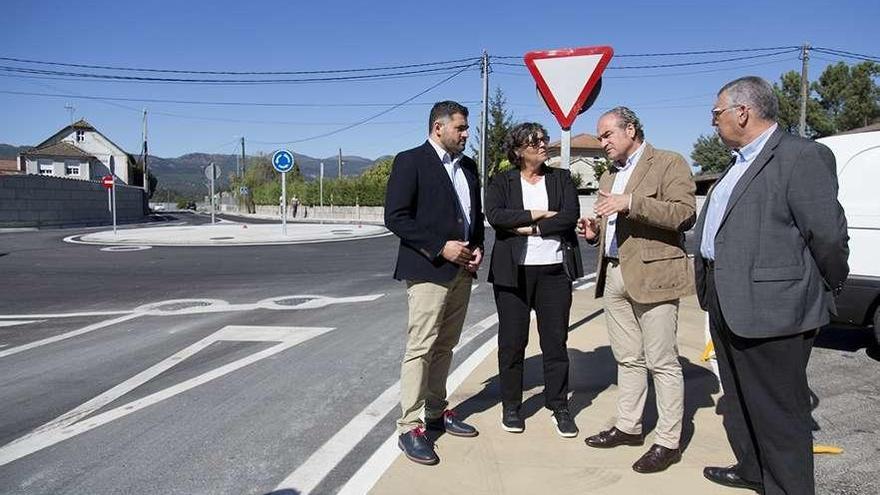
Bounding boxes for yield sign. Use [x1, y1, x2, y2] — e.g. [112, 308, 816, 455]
[524, 46, 614, 129]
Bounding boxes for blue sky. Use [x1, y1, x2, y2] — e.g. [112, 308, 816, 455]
[1, 0, 877, 163]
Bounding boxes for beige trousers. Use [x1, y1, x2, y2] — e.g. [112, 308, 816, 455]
[397, 269, 472, 434]
[604, 261, 683, 449]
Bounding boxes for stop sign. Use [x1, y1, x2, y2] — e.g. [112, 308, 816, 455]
[102, 175, 114, 189]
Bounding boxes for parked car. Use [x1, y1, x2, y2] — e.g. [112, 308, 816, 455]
[818, 127, 880, 345]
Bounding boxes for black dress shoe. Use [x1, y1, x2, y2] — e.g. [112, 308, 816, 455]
[425, 410, 478, 437]
[585, 427, 644, 448]
[632, 444, 682, 473]
[398, 427, 438, 465]
[703, 465, 763, 493]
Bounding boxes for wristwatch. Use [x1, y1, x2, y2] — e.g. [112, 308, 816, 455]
[530, 223, 537, 236]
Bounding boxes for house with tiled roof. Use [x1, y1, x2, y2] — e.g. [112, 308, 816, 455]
[546, 133, 606, 191]
[19, 119, 141, 185]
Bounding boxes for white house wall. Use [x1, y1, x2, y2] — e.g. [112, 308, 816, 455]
[25, 157, 91, 180]
[60, 130, 129, 183]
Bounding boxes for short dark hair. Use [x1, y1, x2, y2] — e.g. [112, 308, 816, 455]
[718, 76, 779, 121]
[504, 122, 549, 168]
[601, 106, 645, 141]
[428, 100, 469, 133]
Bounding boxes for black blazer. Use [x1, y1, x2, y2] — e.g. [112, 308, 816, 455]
[485, 166, 583, 288]
[384, 141, 485, 283]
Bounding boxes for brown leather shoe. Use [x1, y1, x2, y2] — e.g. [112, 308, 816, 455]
[584, 427, 644, 448]
[632, 444, 681, 473]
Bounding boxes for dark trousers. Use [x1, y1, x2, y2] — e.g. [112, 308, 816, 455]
[494, 263, 572, 412]
[704, 265, 816, 495]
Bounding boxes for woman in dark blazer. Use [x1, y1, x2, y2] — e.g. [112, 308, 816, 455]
[486, 122, 583, 437]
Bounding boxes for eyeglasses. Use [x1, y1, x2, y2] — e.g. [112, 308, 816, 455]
[711, 105, 742, 121]
[526, 136, 550, 148]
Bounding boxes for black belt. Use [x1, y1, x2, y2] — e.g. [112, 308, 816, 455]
[703, 258, 715, 270]
[605, 256, 619, 264]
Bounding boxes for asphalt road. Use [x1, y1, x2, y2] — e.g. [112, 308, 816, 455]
[0, 214, 877, 494]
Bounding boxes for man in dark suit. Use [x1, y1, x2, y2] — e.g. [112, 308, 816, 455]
[695, 76, 849, 494]
[384, 100, 485, 466]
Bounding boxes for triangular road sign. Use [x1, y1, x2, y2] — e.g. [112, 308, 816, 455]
[524, 46, 614, 129]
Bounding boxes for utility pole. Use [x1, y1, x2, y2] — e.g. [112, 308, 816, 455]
[142, 108, 149, 195]
[338, 148, 342, 178]
[64, 104, 75, 126]
[480, 49, 489, 206]
[798, 43, 810, 138]
[240, 137, 246, 175]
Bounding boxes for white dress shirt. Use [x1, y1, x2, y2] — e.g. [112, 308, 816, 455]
[604, 142, 646, 258]
[699, 124, 777, 260]
[428, 138, 471, 241]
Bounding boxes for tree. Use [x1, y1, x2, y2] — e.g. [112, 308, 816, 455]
[591, 157, 612, 181]
[471, 87, 515, 177]
[814, 61, 880, 133]
[774, 62, 879, 138]
[690, 134, 731, 173]
[774, 71, 833, 137]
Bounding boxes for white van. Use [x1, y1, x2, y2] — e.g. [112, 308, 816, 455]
[817, 126, 880, 345]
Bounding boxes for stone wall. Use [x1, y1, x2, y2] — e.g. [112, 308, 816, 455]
[0, 174, 146, 228]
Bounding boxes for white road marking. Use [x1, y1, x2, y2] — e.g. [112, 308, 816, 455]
[274, 312, 499, 494]
[0, 313, 143, 359]
[572, 271, 597, 291]
[0, 325, 334, 467]
[0, 310, 132, 320]
[0, 294, 383, 358]
[575, 281, 596, 292]
[339, 334, 499, 495]
[100, 245, 152, 252]
[0, 320, 43, 327]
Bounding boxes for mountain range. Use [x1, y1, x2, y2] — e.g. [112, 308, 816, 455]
[0, 144, 380, 196]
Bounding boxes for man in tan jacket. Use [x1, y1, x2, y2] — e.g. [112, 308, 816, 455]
[579, 106, 696, 474]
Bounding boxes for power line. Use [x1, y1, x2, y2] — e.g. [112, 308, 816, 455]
[492, 45, 800, 59]
[0, 89, 479, 108]
[813, 47, 880, 63]
[251, 61, 478, 145]
[493, 48, 799, 70]
[0, 55, 481, 75]
[0, 63, 477, 84]
[494, 54, 799, 79]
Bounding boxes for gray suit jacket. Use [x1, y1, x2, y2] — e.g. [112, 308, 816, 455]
[694, 128, 849, 338]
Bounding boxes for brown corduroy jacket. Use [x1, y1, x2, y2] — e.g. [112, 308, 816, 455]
[592, 143, 697, 304]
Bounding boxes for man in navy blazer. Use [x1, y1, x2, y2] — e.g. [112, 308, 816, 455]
[384, 101, 484, 465]
[696, 77, 849, 495]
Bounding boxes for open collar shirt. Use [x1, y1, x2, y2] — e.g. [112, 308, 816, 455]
[428, 137, 471, 241]
[699, 123, 778, 260]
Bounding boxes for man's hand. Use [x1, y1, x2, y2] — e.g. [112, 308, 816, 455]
[441, 240, 474, 266]
[594, 190, 631, 217]
[465, 247, 483, 273]
[577, 216, 599, 241]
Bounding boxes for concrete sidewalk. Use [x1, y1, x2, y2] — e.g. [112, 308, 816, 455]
[371, 289, 741, 494]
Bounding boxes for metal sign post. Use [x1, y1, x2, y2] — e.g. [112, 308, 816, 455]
[102, 175, 113, 213]
[105, 156, 118, 235]
[271, 150, 295, 236]
[205, 162, 221, 225]
[319, 162, 324, 209]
